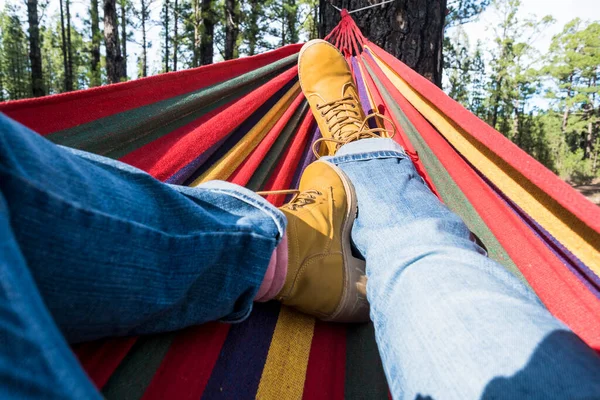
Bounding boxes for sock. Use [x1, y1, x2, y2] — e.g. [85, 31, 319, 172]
[255, 232, 288, 302]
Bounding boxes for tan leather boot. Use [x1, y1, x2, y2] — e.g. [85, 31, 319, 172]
[298, 39, 393, 156]
[263, 160, 369, 322]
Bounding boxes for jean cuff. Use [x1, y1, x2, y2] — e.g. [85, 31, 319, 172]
[196, 180, 287, 241]
[321, 138, 408, 164]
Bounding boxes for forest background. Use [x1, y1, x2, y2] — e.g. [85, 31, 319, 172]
[1, 0, 599, 203]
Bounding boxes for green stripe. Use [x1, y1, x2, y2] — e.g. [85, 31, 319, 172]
[101, 332, 177, 400]
[344, 323, 389, 400]
[47, 54, 299, 156]
[249, 102, 309, 191]
[362, 57, 528, 286]
[103, 73, 277, 160]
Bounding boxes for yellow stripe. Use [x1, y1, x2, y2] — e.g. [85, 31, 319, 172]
[190, 82, 301, 186]
[256, 307, 315, 400]
[366, 46, 600, 275]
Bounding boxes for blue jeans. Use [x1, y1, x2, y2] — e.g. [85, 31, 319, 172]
[1, 114, 599, 399]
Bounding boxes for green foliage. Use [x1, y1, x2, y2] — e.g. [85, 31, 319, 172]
[0, 4, 31, 100]
[444, 0, 599, 185]
[446, 0, 491, 27]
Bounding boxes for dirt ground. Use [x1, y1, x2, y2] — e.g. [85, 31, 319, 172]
[570, 178, 600, 206]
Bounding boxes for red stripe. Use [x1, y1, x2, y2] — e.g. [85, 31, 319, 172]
[0, 44, 302, 135]
[367, 42, 600, 234]
[302, 321, 346, 400]
[365, 54, 600, 349]
[72, 337, 137, 388]
[229, 93, 306, 187]
[122, 67, 297, 182]
[140, 323, 230, 400]
[262, 112, 315, 206]
[119, 99, 230, 176]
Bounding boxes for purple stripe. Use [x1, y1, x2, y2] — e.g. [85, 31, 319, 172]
[290, 123, 320, 189]
[351, 57, 378, 130]
[282, 123, 320, 204]
[468, 159, 600, 297]
[201, 302, 280, 399]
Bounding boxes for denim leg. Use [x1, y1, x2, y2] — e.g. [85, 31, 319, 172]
[0, 113, 285, 345]
[0, 191, 101, 399]
[326, 138, 600, 399]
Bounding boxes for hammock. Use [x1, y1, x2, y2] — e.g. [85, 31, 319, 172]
[1, 10, 599, 399]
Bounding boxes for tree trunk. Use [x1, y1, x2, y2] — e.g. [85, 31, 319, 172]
[584, 103, 595, 159]
[66, 0, 73, 88]
[104, 0, 122, 83]
[562, 74, 573, 134]
[281, 14, 286, 46]
[312, 2, 319, 40]
[59, 0, 71, 91]
[200, 0, 214, 65]
[192, 0, 199, 66]
[513, 103, 521, 146]
[164, 0, 169, 72]
[286, 0, 298, 44]
[585, 120, 594, 159]
[561, 107, 570, 134]
[320, 0, 447, 86]
[224, 0, 239, 60]
[141, 0, 148, 77]
[247, 0, 259, 56]
[26, 0, 44, 96]
[173, 0, 178, 71]
[120, 0, 128, 78]
[90, 0, 101, 86]
[489, 75, 503, 128]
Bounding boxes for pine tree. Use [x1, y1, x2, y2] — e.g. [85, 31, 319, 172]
[284, 0, 299, 44]
[224, 0, 239, 60]
[161, 0, 170, 71]
[119, 0, 130, 79]
[26, 0, 44, 96]
[469, 41, 487, 118]
[544, 19, 600, 179]
[132, 0, 153, 77]
[242, 0, 267, 56]
[173, 0, 179, 70]
[104, 0, 123, 83]
[0, 5, 31, 99]
[90, 0, 102, 86]
[486, 0, 552, 137]
[443, 28, 472, 107]
[200, 0, 215, 65]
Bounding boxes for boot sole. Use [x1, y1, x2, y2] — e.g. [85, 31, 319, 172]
[319, 161, 370, 323]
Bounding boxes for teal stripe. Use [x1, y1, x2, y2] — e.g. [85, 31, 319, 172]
[344, 323, 389, 400]
[47, 54, 298, 156]
[101, 332, 177, 400]
[103, 73, 276, 160]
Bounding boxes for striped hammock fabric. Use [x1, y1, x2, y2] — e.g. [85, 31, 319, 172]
[1, 10, 599, 399]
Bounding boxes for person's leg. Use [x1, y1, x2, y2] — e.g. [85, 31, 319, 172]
[0, 190, 101, 399]
[326, 138, 600, 399]
[0, 113, 285, 344]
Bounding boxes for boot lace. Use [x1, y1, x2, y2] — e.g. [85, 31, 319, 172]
[257, 189, 323, 211]
[312, 95, 397, 157]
